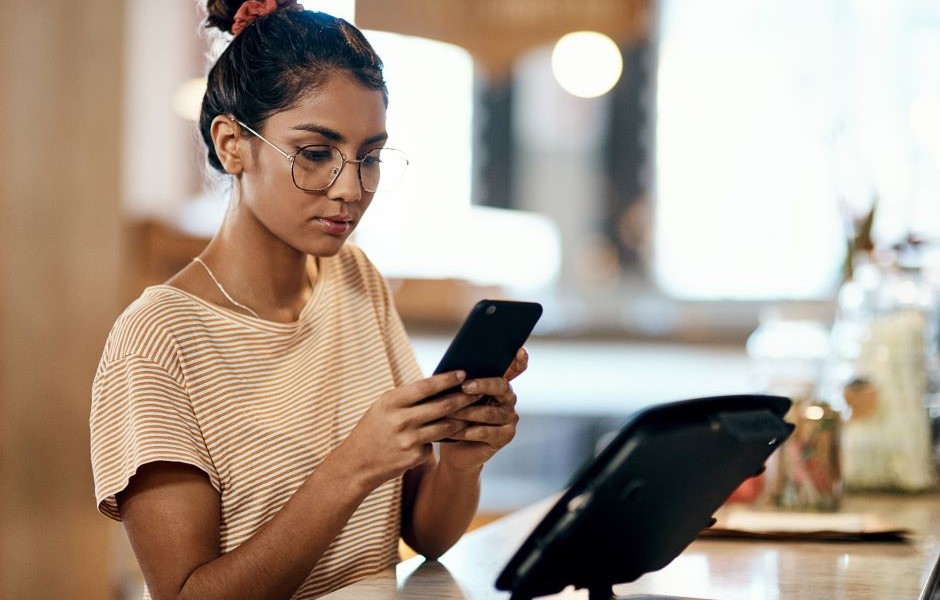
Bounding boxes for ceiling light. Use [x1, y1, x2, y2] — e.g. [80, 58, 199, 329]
[551, 31, 623, 99]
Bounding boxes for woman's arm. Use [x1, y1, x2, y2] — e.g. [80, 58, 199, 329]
[400, 453, 482, 560]
[120, 455, 369, 600]
[118, 370, 476, 600]
[402, 349, 527, 559]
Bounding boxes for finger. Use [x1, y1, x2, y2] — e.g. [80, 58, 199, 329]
[417, 418, 468, 444]
[449, 404, 516, 426]
[392, 370, 466, 408]
[446, 423, 516, 448]
[408, 390, 483, 428]
[504, 347, 529, 381]
[461, 377, 516, 407]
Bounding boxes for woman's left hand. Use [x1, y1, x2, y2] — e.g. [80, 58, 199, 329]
[438, 348, 527, 473]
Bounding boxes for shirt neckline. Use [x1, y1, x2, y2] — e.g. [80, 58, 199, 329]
[148, 254, 327, 331]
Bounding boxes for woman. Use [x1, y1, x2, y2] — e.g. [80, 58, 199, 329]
[89, 3, 526, 599]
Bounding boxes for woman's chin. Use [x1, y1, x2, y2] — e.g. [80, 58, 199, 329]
[298, 235, 352, 258]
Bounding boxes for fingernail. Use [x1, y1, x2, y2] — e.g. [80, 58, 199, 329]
[455, 370, 466, 381]
[463, 380, 477, 392]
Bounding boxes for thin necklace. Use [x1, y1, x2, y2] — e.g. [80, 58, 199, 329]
[192, 256, 261, 319]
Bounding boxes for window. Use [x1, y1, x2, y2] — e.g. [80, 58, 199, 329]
[655, 0, 940, 300]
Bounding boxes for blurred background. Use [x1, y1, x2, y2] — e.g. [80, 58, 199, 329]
[3, 0, 940, 597]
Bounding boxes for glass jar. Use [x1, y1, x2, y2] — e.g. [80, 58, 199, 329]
[770, 396, 842, 511]
[745, 305, 838, 508]
[828, 244, 939, 491]
[746, 305, 832, 399]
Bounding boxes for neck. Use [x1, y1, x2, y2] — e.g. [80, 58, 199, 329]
[202, 201, 315, 319]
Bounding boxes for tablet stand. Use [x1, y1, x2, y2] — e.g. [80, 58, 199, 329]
[496, 395, 794, 600]
[588, 586, 618, 600]
[587, 587, 709, 600]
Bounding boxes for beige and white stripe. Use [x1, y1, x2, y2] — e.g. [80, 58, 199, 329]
[90, 244, 423, 598]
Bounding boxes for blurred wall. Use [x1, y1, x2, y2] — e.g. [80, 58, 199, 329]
[0, 1, 125, 598]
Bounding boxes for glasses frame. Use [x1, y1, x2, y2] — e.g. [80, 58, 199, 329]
[233, 118, 407, 193]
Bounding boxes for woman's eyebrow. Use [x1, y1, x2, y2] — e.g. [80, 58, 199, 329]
[364, 132, 389, 145]
[291, 123, 388, 145]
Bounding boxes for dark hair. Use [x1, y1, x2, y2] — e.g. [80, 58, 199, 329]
[200, 3, 387, 173]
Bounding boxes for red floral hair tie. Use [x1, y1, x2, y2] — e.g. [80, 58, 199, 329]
[232, 0, 301, 37]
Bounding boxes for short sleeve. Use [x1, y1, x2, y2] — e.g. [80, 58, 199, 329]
[90, 353, 219, 521]
[344, 244, 424, 387]
[381, 279, 425, 387]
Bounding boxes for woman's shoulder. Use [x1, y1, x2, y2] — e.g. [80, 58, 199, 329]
[101, 287, 210, 366]
[115, 285, 208, 328]
[329, 243, 386, 290]
[332, 242, 378, 272]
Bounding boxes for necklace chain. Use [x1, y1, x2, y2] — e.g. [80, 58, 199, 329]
[192, 256, 261, 319]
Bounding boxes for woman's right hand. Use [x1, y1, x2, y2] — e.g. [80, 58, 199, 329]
[333, 370, 481, 490]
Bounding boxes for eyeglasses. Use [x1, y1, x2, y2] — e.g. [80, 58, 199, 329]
[234, 119, 408, 194]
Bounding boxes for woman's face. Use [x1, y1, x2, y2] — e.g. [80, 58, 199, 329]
[237, 72, 388, 257]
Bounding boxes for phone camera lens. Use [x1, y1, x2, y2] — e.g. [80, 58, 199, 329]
[485, 305, 497, 315]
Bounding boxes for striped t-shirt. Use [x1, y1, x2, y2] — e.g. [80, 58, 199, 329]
[90, 244, 423, 598]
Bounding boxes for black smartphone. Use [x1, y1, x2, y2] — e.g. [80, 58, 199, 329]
[427, 299, 543, 403]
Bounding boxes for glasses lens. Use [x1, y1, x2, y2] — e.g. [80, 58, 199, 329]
[291, 146, 409, 193]
[360, 148, 408, 193]
[292, 145, 344, 192]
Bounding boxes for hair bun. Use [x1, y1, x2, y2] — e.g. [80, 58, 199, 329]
[204, 0, 248, 35]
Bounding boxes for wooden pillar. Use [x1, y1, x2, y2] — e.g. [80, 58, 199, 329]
[0, 1, 125, 598]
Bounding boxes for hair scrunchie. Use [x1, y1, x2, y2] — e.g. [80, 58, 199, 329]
[232, 0, 302, 37]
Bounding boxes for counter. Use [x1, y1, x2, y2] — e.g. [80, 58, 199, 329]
[323, 493, 940, 599]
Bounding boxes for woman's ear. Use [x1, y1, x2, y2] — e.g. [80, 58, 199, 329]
[210, 115, 245, 175]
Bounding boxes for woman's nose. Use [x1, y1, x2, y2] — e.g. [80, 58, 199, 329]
[326, 160, 362, 203]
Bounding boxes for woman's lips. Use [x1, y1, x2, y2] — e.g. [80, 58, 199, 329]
[314, 216, 354, 236]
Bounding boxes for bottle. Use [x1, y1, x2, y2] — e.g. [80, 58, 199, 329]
[769, 394, 842, 511]
[746, 304, 832, 400]
[745, 304, 840, 509]
[829, 239, 939, 491]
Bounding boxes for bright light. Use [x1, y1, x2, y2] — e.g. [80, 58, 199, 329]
[551, 31, 623, 98]
[353, 31, 562, 293]
[172, 77, 207, 122]
[909, 94, 940, 167]
[655, 0, 845, 299]
[804, 405, 825, 421]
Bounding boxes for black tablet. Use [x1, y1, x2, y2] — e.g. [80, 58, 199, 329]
[495, 395, 794, 600]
